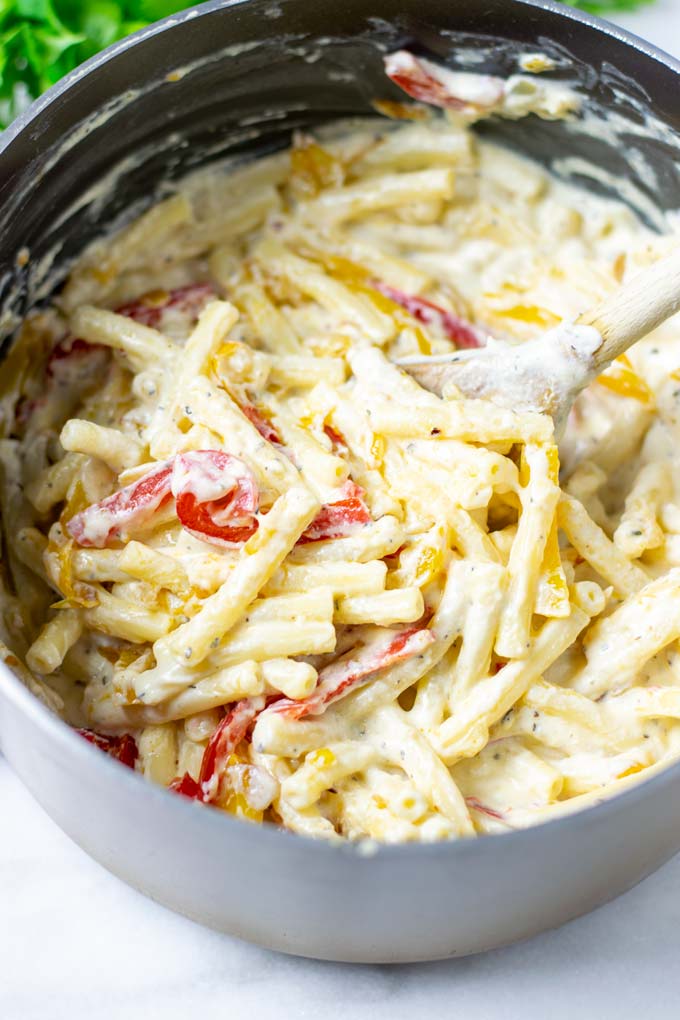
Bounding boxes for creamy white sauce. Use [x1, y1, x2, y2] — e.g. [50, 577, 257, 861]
[4, 50, 680, 842]
[400, 322, 604, 431]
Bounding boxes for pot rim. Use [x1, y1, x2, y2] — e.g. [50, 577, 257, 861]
[2, 0, 680, 860]
[2, 0, 680, 160]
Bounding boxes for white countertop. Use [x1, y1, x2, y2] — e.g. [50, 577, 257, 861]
[4, 6, 680, 1018]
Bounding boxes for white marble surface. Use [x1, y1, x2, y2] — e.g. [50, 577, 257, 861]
[4, 759, 680, 1020]
[5, 6, 680, 1018]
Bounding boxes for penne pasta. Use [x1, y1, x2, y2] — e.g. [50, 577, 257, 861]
[5, 87, 680, 845]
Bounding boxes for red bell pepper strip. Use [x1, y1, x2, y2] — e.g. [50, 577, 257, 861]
[266, 625, 435, 721]
[299, 480, 371, 544]
[238, 399, 370, 544]
[171, 632, 434, 799]
[171, 694, 278, 804]
[76, 728, 138, 768]
[171, 450, 259, 549]
[240, 402, 283, 445]
[28, 285, 211, 429]
[67, 462, 173, 547]
[372, 281, 484, 350]
[323, 424, 347, 450]
[67, 451, 260, 549]
[116, 283, 215, 331]
[169, 773, 204, 800]
[384, 50, 504, 113]
[198, 695, 267, 802]
[237, 408, 369, 543]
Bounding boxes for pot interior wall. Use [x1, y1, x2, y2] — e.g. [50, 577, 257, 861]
[1, 0, 680, 338]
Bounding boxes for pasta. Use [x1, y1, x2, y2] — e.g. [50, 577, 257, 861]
[4, 50, 680, 844]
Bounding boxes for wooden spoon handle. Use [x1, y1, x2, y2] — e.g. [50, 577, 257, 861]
[578, 246, 680, 371]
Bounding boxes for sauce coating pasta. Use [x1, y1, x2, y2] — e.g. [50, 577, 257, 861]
[3, 58, 680, 843]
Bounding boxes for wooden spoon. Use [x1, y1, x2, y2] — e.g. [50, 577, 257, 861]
[398, 247, 680, 431]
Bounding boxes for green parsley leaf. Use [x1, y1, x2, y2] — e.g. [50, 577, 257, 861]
[563, 0, 654, 11]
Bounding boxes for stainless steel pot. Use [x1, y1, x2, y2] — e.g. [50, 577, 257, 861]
[2, 0, 680, 964]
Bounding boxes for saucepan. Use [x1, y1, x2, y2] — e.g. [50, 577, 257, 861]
[2, 0, 680, 963]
